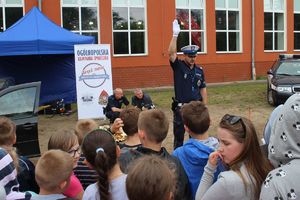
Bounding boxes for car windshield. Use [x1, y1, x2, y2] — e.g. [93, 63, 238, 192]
[0, 87, 36, 119]
[276, 62, 300, 76]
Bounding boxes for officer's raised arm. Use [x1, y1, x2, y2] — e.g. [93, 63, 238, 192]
[168, 19, 180, 63]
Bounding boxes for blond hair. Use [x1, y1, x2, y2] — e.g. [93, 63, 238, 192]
[75, 119, 98, 145]
[48, 130, 78, 152]
[0, 117, 16, 145]
[35, 150, 73, 192]
[0, 117, 18, 171]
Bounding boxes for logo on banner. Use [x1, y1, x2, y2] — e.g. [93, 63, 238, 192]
[98, 90, 109, 105]
[79, 63, 109, 88]
[81, 93, 94, 104]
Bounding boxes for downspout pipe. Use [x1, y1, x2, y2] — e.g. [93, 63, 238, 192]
[38, 0, 42, 11]
[251, 0, 256, 80]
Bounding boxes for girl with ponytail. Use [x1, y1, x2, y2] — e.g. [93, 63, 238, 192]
[81, 129, 128, 200]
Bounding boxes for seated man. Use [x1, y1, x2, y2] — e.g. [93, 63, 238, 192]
[104, 88, 129, 123]
[131, 88, 155, 110]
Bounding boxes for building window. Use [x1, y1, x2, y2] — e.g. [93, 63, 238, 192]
[0, 0, 23, 32]
[294, 0, 300, 50]
[112, 0, 147, 56]
[264, 0, 285, 51]
[215, 0, 241, 52]
[61, 0, 99, 43]
[176, 0, 205, 53]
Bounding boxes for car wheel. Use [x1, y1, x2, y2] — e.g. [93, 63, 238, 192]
[267, 89, 277, 106]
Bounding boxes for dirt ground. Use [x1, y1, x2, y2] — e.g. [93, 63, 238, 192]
[37, 105, 273, 155]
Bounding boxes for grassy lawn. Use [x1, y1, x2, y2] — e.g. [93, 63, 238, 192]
[126, 81, 272, 109]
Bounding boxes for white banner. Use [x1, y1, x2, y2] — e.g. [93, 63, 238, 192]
[74, 44, 112, 119]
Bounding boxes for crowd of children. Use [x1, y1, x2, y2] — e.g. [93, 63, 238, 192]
[2, 93, 300, 200]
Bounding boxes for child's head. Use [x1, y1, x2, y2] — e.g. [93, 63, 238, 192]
[137, 109, 169, 144]
[0, 117, 19, 169]
[0, 116, 16, 145]
[81, 129, 118, 200]
[126, 155, 175, 200]
[48, 130, 80, 167]
[218, 114, 260, 166]
[119, 107, 141, 136]
[74, 119, 98, 145]
[35, 149, 73, 193]
[181, 101, 210, 135]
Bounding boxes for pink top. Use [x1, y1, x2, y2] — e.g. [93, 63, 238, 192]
[63, 173, 83, 198]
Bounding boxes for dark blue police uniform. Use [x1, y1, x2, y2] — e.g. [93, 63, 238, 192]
[170, 58, 206, 149]
[131, 93, 154, 110]
[105, 95, 129, 123]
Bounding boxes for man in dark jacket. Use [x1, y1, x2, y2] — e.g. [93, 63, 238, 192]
[131, 88, 154, 110]
[119, 109, 192, 200]
[104, 88, 129, 123]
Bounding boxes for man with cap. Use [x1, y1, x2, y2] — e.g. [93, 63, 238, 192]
[168, 19, 207, 150]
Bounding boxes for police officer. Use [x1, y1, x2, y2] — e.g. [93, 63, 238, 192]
[131, 88, 155, 110]
[104, 88, 129, 123]
[168, 19, 207, 149]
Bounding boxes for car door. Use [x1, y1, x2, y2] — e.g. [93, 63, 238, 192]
[0, 81, 41, 157]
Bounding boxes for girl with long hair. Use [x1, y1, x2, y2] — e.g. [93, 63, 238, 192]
[196, 114, 273, 200]
[81, 129, 128, 200]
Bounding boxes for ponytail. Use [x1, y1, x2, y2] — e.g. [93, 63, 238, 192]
[95, 150, 110, 200]
[81, 129, 117, 200]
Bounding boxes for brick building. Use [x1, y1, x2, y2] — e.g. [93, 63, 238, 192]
[0, 0, 298, 88]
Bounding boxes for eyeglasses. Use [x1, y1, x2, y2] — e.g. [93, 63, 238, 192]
[222, 114, 246, 137]
[68, 146, 81, 157]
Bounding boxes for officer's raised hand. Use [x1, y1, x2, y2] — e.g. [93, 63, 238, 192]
[173, 19, 180, 37]
[169, 19, 180, 62]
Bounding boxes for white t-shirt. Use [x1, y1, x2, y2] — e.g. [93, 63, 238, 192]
[83, 174, 128, 200]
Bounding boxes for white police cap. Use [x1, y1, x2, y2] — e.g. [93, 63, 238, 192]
[181, 45, 199, 55]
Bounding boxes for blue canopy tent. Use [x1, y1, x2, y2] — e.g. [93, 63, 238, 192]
[0, 7, 95, 104]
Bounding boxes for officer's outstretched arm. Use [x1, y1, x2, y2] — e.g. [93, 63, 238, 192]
[168, 19, 180, 63]
[201, 88, 208, 105]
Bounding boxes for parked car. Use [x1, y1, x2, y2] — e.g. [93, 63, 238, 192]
[267, 54, 300, 106]
[0, 82, 41, 157]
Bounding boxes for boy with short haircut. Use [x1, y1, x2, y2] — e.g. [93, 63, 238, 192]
[126, 155, 175, 200]
[119, 109, 191, 200]
[172, 101, 223, 199]
[74, 119, 98, 145]
[73, 119, 98, 189]
[33, 149, 74, 200]
[118, 107, 141, 152]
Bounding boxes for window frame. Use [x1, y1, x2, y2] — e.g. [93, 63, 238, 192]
[264, 0, 286, 52]
[0, 0, 24, 32]
[175, 0, 207, 54]
[60, 0, 100, 43]
[294, 0, 300, 51]
[111, 0, 148, 57]
[215, 0, 242, 53]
